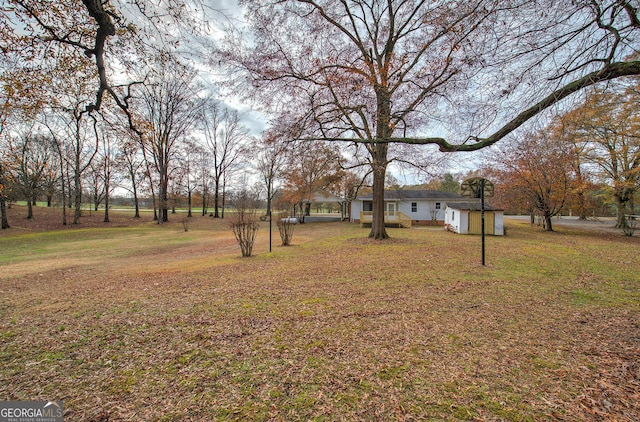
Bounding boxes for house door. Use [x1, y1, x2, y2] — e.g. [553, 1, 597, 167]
[386, 202, 396, 216]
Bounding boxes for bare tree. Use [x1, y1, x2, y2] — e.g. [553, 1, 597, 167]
[201, 98, 251, 218]
[197, 147, 212, 216]
[178, 138, 206, 218]
[87, 158, 106, 213]
[336, 170, 365, 221]
[134, 57, 202, 223]
[41, 149, 61, 208]
[117, 136, 145, 218]
[96, 124, 119, 222]
[45, 95, 100, 224]
[256, 130, 290, 217]
[228, 189, 261, 257]
[224, 1, 640, 239]
[6, 128, 51, 219]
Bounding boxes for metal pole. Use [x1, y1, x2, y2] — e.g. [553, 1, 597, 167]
[269, 211, 272, 252]
[481, 178, 486, 266]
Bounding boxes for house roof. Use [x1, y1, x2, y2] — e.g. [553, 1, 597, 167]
[357, 189, 466, 201]
[446, 202, 503, 211]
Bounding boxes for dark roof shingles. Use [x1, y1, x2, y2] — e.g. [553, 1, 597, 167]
[358, 189, 466, 200]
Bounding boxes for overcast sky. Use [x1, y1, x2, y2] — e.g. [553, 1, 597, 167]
[172, 1, 474, 181]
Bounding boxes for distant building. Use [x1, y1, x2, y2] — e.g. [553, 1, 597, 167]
[444, 202, 504, 235]
[351, 190, 473, 227]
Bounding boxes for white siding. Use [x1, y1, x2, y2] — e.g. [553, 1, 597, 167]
[351, 200, 363, 222]
[399, 200, 446, 221]
[445, 206, 504, 235]
[445, 207, 467, 233]
[352, 199, 455, 222]
[460, 210, 470, 234]
[494, 212, 504, 235]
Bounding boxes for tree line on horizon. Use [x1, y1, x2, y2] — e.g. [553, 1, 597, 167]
[1, 1, 639, 235]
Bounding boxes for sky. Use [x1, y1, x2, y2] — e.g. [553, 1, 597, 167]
[108, 0, 266, 136]
[121, 0, 489, 184]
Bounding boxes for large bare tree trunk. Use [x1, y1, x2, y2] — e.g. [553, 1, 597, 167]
[71, 112, 98, 225]
[370, 156, 389, 239]
[73, 162, 82, 224]
[369, 87, 392, 240]
[26, 198, 34, 219]
[221, 177, 227, 219]
[58, 155, 67, 225]
[213, 179, 220, 218]
[187, 190, 192, 218]
[157, 156, 169, 224]
[103, 176, 110, 223]
[1, 196, 9, 229]
[615, 194, 630, 229]
[132, 180, 140, 218]
[159, 176, 168, 223]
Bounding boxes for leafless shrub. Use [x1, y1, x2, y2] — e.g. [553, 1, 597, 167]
[229, 208, 260, 257]
[276, 213, 296, 246]
[229, 191, 260, 256]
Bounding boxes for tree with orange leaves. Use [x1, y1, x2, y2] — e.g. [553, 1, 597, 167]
[488, 129, 575, 231]
[281, 143, 344, 222]
[560, 85, 640, 228]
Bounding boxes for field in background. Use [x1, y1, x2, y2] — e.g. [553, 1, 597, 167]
[0, 206, 638, 421]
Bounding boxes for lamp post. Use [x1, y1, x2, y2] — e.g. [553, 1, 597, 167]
[461, 177, 494, 266]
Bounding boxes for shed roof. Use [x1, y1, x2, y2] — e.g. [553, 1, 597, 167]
[446, 202, 503, 211]
[357, 189, 466, 201]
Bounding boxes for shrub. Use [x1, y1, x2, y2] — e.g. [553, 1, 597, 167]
[277, 213, 296, 246]
[229, 209, 260, 257]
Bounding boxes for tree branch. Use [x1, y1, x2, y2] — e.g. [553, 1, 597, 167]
[302, 60, 640, 151]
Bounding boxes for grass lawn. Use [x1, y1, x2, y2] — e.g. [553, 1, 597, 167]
[0, 208, 638, 421]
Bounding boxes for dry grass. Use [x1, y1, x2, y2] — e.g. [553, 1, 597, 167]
[0, 206, 639, 421]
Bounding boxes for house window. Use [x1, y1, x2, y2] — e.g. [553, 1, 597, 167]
[411, 202, 417, 213]
[435, 202, 441, 210]
[452, 211, 455, 219]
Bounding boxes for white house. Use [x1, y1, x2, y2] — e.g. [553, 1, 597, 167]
[351, 190, 474, 227]
[444, 202, 504, 235]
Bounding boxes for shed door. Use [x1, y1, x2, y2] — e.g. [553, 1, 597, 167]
[469, 211, 495, 235]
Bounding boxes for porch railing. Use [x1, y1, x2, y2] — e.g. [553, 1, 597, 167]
[360, 211, 412, 228]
